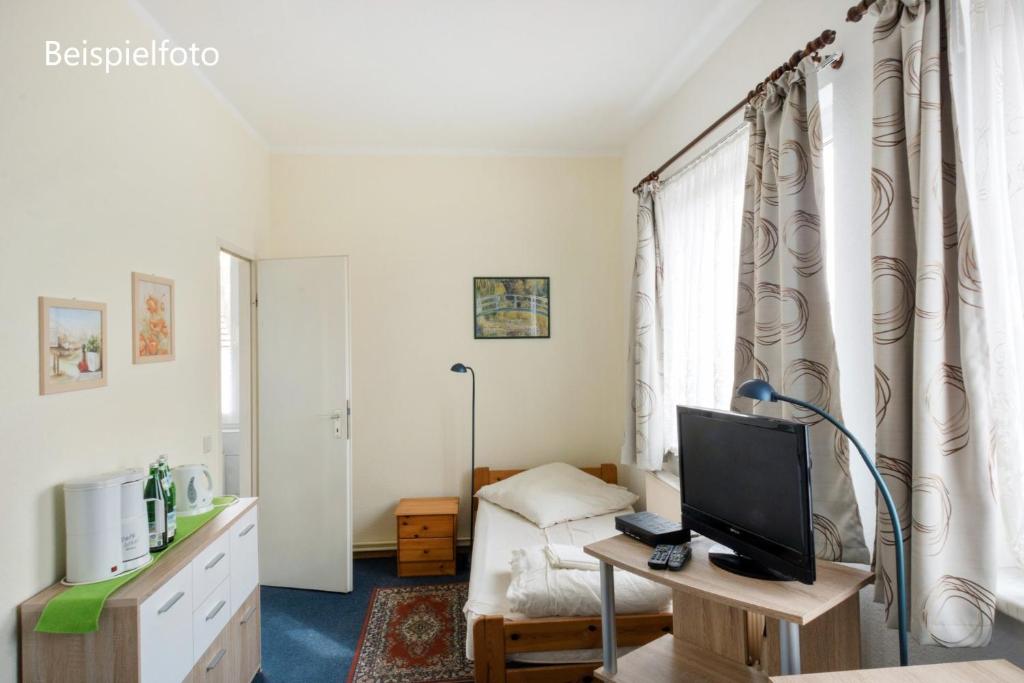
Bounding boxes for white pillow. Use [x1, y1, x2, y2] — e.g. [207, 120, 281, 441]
[476, 463, 638, 528]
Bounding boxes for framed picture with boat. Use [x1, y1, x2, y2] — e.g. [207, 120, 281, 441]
[38, 297, 108, 395]
[473, 276, 550, 339]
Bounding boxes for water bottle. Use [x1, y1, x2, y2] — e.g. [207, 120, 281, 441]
[158, 455, 176, 543]
[145, 463, 168, 552]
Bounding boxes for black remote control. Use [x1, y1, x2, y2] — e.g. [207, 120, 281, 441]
[648, 544, 674, 570]
[667, 544, 692, 571]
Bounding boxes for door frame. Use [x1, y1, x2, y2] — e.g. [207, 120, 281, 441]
[217, 240, 259, 496]
[254, 253, 354, 592]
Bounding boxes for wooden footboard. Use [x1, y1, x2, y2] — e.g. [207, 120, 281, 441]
[473, 612, 673, 683]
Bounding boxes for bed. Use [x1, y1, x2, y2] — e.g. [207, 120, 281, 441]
[466, 464, 673, 683]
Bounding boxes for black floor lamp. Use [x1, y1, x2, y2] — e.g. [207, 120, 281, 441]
[736, 378, 909, 667]
[451, 363, 475, 556]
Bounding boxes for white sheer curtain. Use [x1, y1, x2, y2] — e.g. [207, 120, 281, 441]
[658, 125, 748, 457]
[946, 0, 1024, 569]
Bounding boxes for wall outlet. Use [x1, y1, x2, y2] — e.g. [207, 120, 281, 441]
[202, 435, 212, 454]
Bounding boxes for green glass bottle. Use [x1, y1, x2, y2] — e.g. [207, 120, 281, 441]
[158, 455, 176, 543]
[145, 463, 168, 552]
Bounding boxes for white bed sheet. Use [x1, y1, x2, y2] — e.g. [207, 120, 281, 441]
[464, 498, 638, 663]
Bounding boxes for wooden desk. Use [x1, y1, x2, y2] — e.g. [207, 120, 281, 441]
[771, 659, 1024, 681]
[585, 534, 873, 681]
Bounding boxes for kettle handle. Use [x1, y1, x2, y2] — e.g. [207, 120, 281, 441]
[203, 466, 213, 492]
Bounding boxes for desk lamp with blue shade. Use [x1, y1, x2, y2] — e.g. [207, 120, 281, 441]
[736, 378, 909, 667]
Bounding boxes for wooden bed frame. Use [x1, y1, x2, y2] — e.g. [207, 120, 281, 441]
[470, 464, 673, 683]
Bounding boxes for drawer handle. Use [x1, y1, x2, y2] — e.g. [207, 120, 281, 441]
[204, 552, 226, 570]
[239, 523, 256, 537]
[240, 604, 258, 625]
[157, 591, 185, 615]
[206, 648, 227, 672]
[205, 599, 227, 622]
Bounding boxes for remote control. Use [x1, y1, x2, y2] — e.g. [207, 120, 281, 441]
[667, 544, 692, 571]
[648, 544, 674, 570]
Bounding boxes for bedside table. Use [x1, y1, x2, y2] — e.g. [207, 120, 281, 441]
[394, 497, 459, 577]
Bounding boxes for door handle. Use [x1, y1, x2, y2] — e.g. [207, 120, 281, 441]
[206, 599, 227, 622]
[206, 648, 227, 672]
[204, 552, 226, 570]
[240, 604, 258, 625]
[158, 591, 185, 615]
[317, 410, 344, 439]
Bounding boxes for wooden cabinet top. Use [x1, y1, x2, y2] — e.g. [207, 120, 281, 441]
[395, 497, 459, 517]
[21, 497, 258, 616]
[584, 533, 872, 625]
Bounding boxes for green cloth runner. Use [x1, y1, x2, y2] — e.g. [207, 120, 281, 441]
[36, 496, 237, 634]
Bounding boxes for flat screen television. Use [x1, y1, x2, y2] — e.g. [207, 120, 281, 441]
[677, 405, 816, 584]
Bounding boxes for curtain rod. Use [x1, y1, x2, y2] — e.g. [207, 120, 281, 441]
[845, 0, 877, 23]
[632, 29, 838, 195]
[660, 122, 750, 187]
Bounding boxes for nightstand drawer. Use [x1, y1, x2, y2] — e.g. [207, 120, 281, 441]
[398, 514, 454, 539]
[399, 538, 453, 562]
[399, 560, 456, 577]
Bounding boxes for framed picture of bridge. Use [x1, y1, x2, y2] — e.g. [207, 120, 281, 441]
[474, 277, 550, 339]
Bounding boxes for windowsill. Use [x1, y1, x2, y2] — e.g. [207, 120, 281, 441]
[999, 566, 1024, 625]
[653, 470, 680, 490]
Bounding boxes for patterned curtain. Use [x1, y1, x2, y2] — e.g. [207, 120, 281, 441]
[622, 183, 667, 471]
[731, 61, 868, 564]
[870, 0, 998, 647]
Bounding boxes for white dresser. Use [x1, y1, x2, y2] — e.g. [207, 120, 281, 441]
[20, 498, 261, 683]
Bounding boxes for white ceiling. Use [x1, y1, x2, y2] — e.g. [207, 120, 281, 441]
[134, 0, 760, 154]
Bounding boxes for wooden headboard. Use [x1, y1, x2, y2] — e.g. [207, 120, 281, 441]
[472, 463, 618, 498]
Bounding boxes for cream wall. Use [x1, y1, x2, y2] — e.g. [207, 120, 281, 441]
[0, 0, 269, 679]
[268, 154, 624, 547]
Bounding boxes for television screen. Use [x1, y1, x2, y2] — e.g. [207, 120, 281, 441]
[677, 406, 815, 583]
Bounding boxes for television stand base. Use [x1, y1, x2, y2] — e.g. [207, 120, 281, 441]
[709, 551, 794, 581]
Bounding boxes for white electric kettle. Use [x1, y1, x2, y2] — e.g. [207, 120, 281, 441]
[172, 464, 214, 516]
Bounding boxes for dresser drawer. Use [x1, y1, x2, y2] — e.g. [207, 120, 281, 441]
[398, 537, 453, 562]
[193, 579, 231, 662]
[192, 531, 230, 609]
[398, 560, 456, 577]
[191, 616, 235, 683]
[140, 563, 194, 683]
[398, 514, 454, 539]
[229, 505, 259, 609]
[233, 588, 262, 683]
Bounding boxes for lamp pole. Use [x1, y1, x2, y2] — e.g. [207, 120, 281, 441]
[736, 379, 909, 667]
[451, 363, 476, 557]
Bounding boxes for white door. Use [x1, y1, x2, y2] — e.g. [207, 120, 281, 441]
[257, 256, 352, 592]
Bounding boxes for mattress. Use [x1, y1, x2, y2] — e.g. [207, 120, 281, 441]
[464, 498, 635, 664]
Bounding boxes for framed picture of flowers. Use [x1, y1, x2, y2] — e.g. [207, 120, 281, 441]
[38, 297, 107, 394]
[132, 272, 175, 363]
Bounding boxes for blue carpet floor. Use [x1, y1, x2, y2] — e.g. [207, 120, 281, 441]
[255, 556, 471, 682]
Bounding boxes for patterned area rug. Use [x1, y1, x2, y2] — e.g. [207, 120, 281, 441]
[348, 583, 473, 683]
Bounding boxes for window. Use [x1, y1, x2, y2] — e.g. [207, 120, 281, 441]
[219, 251, 241, 427]
[658, 82, 839, 476]
[657, 125, 749, 472]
